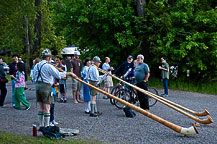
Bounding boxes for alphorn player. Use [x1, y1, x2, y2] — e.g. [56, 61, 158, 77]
[134, 54, 150, 111]
[86, 56, 102, 117]
[31, 49, 77, 129]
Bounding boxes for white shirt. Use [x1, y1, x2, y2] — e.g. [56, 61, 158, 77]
[31, 60, 66, 85]
[86, 64, 99, 82]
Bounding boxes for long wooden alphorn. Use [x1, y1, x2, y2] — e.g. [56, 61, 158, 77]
[53, 64, 198, 135]
[77, 78, 198, 135]
[98, 68, 214, 124]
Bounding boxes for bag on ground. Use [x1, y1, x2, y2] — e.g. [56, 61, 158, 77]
[40, 126, 65, 139]
[123, 106, 136, 118]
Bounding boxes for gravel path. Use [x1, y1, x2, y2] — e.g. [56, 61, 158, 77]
[0, 79, 217, 144]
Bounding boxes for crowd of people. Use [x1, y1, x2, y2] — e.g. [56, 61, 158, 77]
[0, 49, 170, 130]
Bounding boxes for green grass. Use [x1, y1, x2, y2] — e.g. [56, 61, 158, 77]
[0, 132, 102, 144]
[149, 77, 217, 95]
[112, 77, 217, 95]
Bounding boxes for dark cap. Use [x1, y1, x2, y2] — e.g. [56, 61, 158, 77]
[128, 55, 133, 59]
[12, 54, 19, 58]
[161, 56, 167, 60]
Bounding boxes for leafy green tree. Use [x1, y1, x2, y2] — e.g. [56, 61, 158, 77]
[144, 0, 217, 80]
[0, 0, 66, 69]
[52, 0, 141, 65]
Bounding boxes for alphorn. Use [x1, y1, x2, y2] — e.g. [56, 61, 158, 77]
[52, 64, 198, 135]
[98, 68, 214, 124]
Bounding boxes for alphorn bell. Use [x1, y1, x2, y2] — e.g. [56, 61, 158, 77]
[97, 68, 214, 124]
[52, 64, 198, 135]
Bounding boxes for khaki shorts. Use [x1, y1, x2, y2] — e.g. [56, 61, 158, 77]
[104, 76, 113, 87]
[36, 82, 52, 104]
[72, 79, 82, 91]
[89, 80, 98, 96]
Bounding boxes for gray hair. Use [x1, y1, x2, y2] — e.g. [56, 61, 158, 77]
[137, 54, 144, 59]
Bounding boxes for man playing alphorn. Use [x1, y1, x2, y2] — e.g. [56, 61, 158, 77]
[86, 56, 102, 117]
[31, 49, 77, 129]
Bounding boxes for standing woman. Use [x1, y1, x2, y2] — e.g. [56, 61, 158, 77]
[81, 58, 92, 114]
[12, 62, 30, 110]
[102, 57, 114, 99]
[0, 57, 7, 107]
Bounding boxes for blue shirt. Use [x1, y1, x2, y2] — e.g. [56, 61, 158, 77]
[102, 63, 112, 74]
[134, 63, 150, 83]
[86, 64, 99, 82]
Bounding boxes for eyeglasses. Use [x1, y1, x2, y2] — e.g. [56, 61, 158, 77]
[128, 58, 132, 60]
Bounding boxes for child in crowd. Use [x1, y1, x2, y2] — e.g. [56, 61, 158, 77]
[13, 62, 30, 110]
[50, 76, 59, 126]
[59, 67, 67, 103]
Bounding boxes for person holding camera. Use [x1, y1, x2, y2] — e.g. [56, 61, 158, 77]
[159, 57, 169, 97]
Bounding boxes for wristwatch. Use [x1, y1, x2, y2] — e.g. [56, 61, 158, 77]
[143, 80, 147, 82]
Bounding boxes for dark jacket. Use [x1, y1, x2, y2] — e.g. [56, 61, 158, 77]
[0, 64, 6, 78]
[9, 61, 27, 81]
[113, 61, 134, 76]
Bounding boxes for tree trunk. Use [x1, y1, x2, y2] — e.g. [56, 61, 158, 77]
[24, 16, 31, 72]
[33, 0, 42, 51]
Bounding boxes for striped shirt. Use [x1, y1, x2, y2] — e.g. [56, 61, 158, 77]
[31, 60, 66, 85]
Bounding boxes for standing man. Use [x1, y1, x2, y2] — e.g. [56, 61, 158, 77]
[159, 57, 169, 97]
[113, 55, 134, 76]
[71, 51, 83, 103]
[9, 54, 27, 107]
[86, 56, 102, 117]
[134, 54, 150, 110]
[31, 49, 77, 129]
[102, 57, 114, 99]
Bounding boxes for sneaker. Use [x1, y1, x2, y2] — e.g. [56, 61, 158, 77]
[0, 105, 6, 108]
[90, 113, 98, 117]
[85, 111, 90, 114]
[25, 106, 30, 110]
[49, 122, 54, 126]
[52, 120, 59, 125]
[103, 96, 109, 99]
[64, 99, 67, 103]
[95, 111, 102, 116]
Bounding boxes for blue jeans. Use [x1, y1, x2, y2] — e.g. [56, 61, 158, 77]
[163, 78, 168, 95]
[12, 79, 26, 106]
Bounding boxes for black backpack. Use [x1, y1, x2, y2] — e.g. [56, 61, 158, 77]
[123, 107, 136, 118]
[40, 126, 65, 139]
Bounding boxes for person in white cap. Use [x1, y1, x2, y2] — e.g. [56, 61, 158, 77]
[86, 56, 102, 117]
[71, 51, 83, 103]
[31, 49, 77, 129]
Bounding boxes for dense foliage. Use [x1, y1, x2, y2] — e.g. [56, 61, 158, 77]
[0, 0, 216, 80]
[0, 0, 66, 69]
[52, 0, 217, 80]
